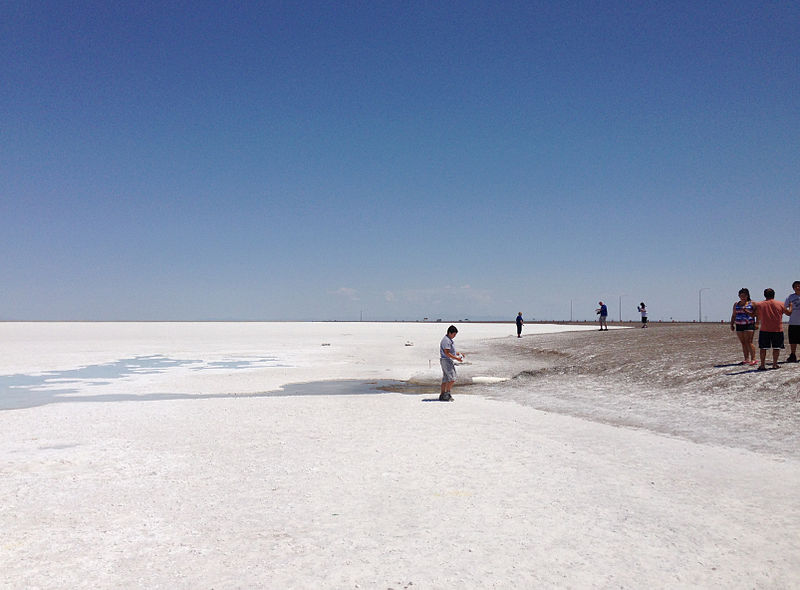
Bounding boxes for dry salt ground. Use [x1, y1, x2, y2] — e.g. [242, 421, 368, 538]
[1, 322, 798, 589]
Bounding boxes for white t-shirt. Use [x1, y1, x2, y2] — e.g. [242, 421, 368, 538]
[785, 293, 800, 326]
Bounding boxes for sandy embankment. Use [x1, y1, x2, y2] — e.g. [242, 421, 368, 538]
[1, 322, 799, 588]
[480, 323, 800, 458]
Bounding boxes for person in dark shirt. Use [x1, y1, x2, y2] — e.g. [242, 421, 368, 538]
[596, 301, 608, 331]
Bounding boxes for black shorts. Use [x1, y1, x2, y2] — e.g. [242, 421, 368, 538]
[735, 323, 755, 332]
[758, 331, 784, 350]
[789, 325, 800, 345]
[641, 317, 648, 323]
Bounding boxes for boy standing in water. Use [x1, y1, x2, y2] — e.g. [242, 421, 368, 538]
[439, 325, 463, 401]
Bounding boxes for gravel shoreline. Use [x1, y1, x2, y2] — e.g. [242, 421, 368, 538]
[477, 323, 800, 459]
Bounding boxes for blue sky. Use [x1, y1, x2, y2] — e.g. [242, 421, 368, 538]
[2, 1, 798, 322]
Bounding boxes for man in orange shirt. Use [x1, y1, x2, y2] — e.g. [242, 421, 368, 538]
[754, 288, 793, 370]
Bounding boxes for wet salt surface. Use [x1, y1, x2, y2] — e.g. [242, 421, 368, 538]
[0, 355, 402, 410]
[0, 355, 328, 410]
[0, 379, 406, 411]
[3, 322, 797, 459]
[477, 324, 800, 460]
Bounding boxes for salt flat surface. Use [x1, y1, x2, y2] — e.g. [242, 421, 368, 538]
[1, 322, 798, 588]
[0, 322, 596, 409]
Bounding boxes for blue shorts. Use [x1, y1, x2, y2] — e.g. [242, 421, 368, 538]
[758, 331, 784, 350]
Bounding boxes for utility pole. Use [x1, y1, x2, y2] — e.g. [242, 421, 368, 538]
[698, 288, 710, 322]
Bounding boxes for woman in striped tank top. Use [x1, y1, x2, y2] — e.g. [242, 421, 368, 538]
[730, 288, 757, 365]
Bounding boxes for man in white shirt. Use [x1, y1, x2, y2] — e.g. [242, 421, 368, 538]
[785, 281, 800, 362]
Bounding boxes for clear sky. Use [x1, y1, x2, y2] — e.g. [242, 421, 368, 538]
[2, 1, 798, 322]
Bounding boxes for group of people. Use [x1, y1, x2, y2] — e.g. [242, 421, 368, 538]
[439, 284, 799, 402]
[731, 282, 799, 370]
[594, 301, 649, 330]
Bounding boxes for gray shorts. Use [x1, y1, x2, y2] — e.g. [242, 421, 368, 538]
[440, 358, 457, 383]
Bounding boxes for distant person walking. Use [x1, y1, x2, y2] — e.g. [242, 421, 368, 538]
[637, 302, 648, 328]
[785, 281, 800, 363]
[439, 325, 463, 401]
[754, 288, 792, 371]
[516, 312, 524, 338]
[596, 301, 608, 331]
[730, 288, 757, 366]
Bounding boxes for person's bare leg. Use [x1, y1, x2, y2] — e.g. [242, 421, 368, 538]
[737, 332, 749, 362]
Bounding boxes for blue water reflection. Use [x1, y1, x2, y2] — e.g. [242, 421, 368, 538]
[0, 355, 287, 410]
[0, 355, 397, 410]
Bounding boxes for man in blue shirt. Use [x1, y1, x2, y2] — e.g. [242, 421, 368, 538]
[596, 301, 608, 331]
[439, 325, 463, 401]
